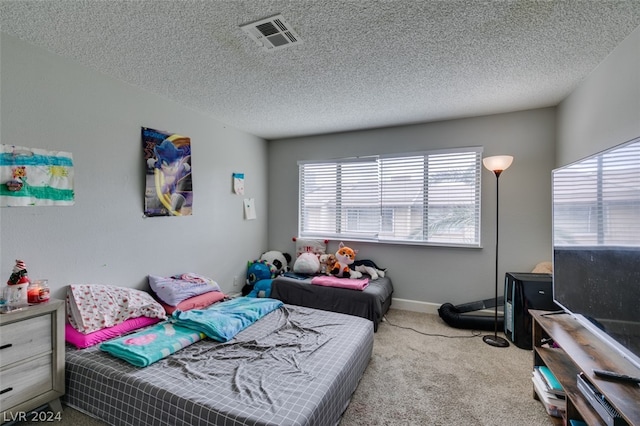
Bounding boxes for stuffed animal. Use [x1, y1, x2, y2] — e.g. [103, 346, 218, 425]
[259, 250, 292, 275]
[353, 259, 387, 280]
[293, 252, 320, 274]
[242, 260, 277, 297]
[330, 242, 363, 279]
[319, 253, 337, 275]
[247, 279, 273, 298]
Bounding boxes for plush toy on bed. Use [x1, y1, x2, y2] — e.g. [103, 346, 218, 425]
[319, 253, 337, 275]
[352, 259, 387, 280]
[330, 242, 363, 279]
[259, 250, 292, 275]
[242, 260, 278, 297]
[293, 252, 321, 274]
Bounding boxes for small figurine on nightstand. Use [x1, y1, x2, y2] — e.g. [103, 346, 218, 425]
[5, 259, 30, 308]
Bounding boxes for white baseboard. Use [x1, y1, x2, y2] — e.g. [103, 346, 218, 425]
[390, 298, 441, 315]
[390, 298, 496, 316]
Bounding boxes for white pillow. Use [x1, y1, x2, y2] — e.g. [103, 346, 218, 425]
[294, 238, 328, 258]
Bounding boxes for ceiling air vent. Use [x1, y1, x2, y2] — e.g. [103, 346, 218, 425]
[241, 14, 303, 51]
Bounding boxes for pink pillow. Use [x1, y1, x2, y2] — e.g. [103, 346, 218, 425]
[161, 291, 226, 314]
[65, 316, 162, 349]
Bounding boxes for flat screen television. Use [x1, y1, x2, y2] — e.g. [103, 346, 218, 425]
[552, 136, 640, 372]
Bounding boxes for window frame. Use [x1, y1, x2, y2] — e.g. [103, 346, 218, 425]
[298, 146, 483, 248]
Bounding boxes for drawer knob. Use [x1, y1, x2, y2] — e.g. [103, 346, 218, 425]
[0, 343, 13, 350]
[0, 387, 13, 395]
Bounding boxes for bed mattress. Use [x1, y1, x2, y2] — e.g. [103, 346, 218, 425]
[63, 304, 373, 426]
[270, 275, 394, 331]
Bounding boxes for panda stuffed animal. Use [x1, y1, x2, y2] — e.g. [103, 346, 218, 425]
[259, 250, 292, 275]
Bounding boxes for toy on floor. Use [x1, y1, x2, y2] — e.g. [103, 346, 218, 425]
[242, 260, 278, 297]
[330, 242, 362, 279]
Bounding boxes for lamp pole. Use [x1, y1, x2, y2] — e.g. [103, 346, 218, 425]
[482, 155, 513, 348]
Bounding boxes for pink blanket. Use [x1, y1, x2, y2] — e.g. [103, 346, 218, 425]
[311, 275, 369, 291]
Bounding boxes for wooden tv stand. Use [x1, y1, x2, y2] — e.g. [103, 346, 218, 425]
[531, 310, 640, 425]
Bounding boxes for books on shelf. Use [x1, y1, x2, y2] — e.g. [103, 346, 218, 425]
[532, 377, 566, 417]
[532, 370, 566, 403]
[532, 366, 566, 418]
[537, 366, 565, 395]
[533, 366, 565, 397]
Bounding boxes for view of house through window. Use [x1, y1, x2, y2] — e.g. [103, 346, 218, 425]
[298, 147, 483, 247]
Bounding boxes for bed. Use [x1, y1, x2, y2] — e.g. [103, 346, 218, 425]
[270, 274, 393, 331]
[63, 303, 374, 426]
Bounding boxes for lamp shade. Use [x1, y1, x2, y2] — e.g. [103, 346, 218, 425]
[483, 155, 513, 173]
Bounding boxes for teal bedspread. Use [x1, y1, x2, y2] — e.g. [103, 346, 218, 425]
[171, 297, 283, 342]
[100, 297, 283, 366]
[100, 322, 204, 367]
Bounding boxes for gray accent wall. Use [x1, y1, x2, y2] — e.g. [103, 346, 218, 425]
[268, 109, 556, 305]
[0, 34, 269, 299]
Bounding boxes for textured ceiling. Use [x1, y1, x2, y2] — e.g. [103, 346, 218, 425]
[1, 1, 640, 140]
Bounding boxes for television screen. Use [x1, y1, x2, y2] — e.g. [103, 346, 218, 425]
[552, 136, 640, 370]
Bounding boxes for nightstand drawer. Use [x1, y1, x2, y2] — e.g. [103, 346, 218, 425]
[0, 355, 52, 411]
[0, 315, 52, 367]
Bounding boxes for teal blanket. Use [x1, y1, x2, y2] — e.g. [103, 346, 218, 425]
[172, 297, 283, 342]
[100, 322, 205, 367]
[100, 298, 283, 366]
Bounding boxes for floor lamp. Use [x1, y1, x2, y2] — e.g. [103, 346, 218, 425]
[482, 155, 514, 348]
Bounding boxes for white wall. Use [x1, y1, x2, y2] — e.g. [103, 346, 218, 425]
[268, 108, 556, 306]
[557, 25, 640, 166]
[0, 34, 269, 300]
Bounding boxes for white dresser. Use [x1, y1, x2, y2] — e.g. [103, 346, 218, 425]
[0, 300, 65, 422]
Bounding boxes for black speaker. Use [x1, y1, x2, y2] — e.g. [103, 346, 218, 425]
[504, 272, 557, 349]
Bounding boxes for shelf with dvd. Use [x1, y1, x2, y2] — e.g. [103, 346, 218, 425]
[531, 310, 640, 426]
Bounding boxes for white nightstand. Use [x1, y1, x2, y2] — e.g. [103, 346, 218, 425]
[0, 300, 65, 422]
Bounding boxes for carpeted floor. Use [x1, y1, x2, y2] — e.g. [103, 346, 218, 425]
[14, 308, 553, 425]
[339, 309, 553, 425]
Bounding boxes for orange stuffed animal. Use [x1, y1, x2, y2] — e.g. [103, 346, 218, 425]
[330, 242, 363, 279]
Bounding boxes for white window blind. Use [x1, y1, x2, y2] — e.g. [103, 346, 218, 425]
[299, 147, 483, 247]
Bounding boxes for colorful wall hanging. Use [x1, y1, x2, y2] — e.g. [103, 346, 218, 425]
[0, 144, 74, 207]
[142, 127, 192, 217]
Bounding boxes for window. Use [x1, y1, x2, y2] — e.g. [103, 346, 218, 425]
[298, 147, 483, 247]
